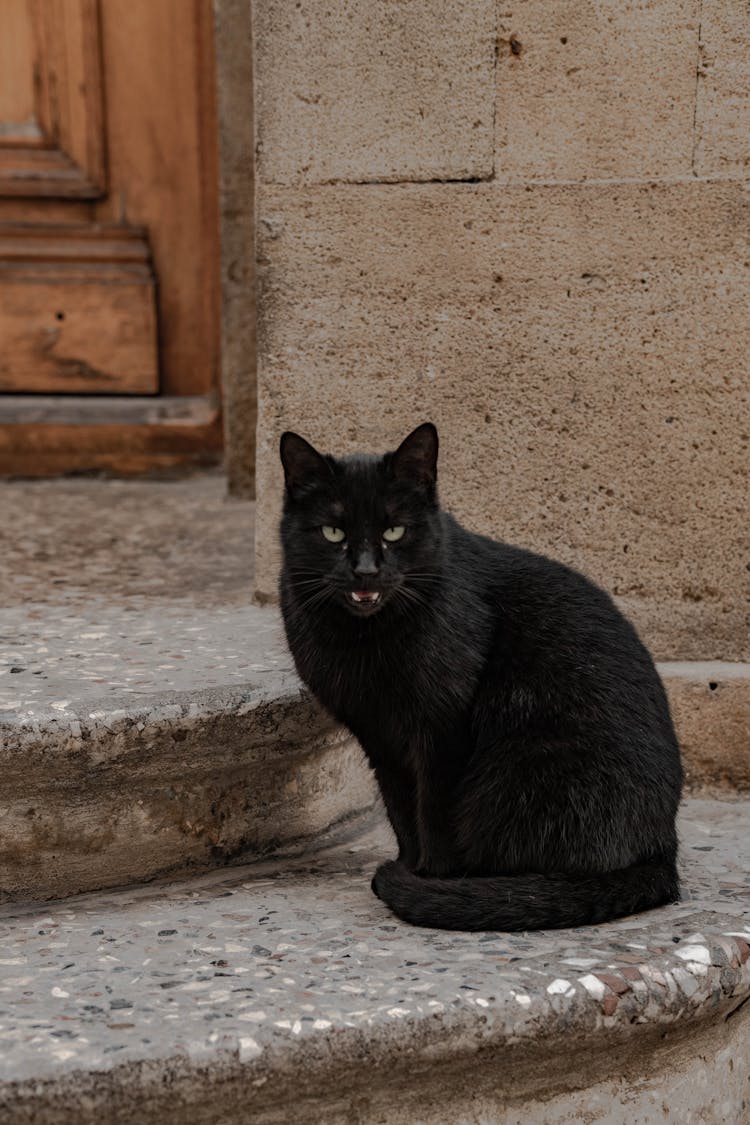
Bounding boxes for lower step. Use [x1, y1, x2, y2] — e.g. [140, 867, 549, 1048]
[0, 798, 749, 1124]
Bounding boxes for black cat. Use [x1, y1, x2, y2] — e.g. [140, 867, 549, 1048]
[279, 423, 682, 931]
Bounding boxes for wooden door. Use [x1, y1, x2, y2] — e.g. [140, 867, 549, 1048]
[0, 0, 222, 474]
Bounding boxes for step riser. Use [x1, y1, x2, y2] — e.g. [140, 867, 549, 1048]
[0, 698, 376, 902]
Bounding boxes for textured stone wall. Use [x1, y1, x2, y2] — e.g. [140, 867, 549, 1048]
[216, 0, 258, 496]
[251, 0, 750, 661]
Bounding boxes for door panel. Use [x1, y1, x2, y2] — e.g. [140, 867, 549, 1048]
[0, 0, 38, 143]
[0, 0, 106, 198]
[0, 225, 158, 393]
[98, 0, 220, 395]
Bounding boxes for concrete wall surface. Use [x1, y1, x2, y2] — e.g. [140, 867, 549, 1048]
[250, 0, 750, 661]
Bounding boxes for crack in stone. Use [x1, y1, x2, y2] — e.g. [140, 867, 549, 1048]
[312, 174, 494, 187]
[690, 0, 705, 176]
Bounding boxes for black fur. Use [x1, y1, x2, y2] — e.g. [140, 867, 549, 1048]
[279, 424, 683, 931]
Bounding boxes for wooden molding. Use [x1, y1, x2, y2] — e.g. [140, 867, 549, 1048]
[0, 222, 152, 264]
[0, 0, 106, 198]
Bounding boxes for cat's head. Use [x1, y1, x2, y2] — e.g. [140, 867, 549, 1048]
[279, 423, 442, 618]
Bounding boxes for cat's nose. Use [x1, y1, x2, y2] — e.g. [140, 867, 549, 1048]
[353, 548, 379, 577]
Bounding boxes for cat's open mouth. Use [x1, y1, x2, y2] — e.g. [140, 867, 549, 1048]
[346, 590, 383, 614]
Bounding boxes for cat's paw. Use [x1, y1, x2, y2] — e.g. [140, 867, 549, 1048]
[371, 860, 400, 900]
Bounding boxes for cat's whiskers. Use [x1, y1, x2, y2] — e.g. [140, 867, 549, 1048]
[285, 569, 331, 604]
[294, 583, 336, 613]
[392, 584, 430, 612]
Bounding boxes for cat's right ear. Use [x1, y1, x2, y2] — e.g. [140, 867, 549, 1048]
[390, 423, 438, 491]
[279, 431, 331, 498]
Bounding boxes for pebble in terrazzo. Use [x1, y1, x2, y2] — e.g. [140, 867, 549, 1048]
[0, 797, 748, 1085]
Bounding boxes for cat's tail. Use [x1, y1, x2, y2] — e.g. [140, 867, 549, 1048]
[371, 858, 679, 932]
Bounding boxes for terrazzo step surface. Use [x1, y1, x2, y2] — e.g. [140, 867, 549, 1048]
[1, 798, 749, 1124]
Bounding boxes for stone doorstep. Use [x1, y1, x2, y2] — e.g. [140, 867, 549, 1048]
[0, 595, 748, 902]
[0, 798, 749, 1124]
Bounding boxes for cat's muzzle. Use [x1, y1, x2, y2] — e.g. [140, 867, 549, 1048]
[345, 590, 383, 615]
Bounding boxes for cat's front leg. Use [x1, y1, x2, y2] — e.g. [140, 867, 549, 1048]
[372, 761, 420, 870]
[416, 838, 459, 878]
[414, 755, 463, 877]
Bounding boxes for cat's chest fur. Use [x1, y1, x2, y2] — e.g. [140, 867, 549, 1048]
[289, 602, 488, 755]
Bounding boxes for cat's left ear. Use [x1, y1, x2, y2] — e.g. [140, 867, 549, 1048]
[279, 431, 332, 498]
[390, 423, 438, 490]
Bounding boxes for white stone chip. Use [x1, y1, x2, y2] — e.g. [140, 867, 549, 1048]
[238, 1036, 261, 1061]
[674, 945, 711, 964]
[547, 978, 573, 995]
[578, 974, 606, 1000]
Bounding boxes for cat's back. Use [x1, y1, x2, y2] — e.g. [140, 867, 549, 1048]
[449, 513, 625, 623]
[444, 512, 661, 696]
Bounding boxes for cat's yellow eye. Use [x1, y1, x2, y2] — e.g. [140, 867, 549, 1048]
[322, 526, 345, 543]
[382, 526, 405, 543]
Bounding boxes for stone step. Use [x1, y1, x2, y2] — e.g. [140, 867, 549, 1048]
[0, 602, 376, 902]
[1, 594, 748, 902]
[0, 798, 749, 1124]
